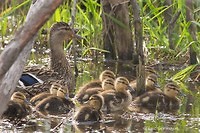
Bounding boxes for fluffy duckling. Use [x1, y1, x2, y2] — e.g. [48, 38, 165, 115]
[1, 92, 31, 121]
[129, 73, 161, 97]
[129, 82, 182, 111]
[74, 78, 115, 104]
[74, 70, 115, 102]
[30, 82, 60, 106]
[74, 94, 104, 123]
[35, 85, 74, 116]
[100, 77, 132, 113]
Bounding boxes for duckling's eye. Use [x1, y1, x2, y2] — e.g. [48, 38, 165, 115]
[148, 78, 155, 83]
[118, 80, 127, 85]
[105, 74, 114, 79]
[105, 81, 114, 86]
[15, 96, 25, 101]
[58, 89, 66, 94]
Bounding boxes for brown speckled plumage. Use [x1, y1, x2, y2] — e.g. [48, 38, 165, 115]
[20, 22, 77, 98]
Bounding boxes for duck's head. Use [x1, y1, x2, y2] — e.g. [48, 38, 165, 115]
[102, 78, 115, 91]
[164, 82, 180, 98]
[50, 82, 61, 94]
[145, 74, 160, 90]
[114, 77, 130, 92]
[11, 92, 27, 104]
[88, 94, 104, 110]
[50, 22, 77, 42]
[57, 85, 69, 99]
[99, 70, 116, 82]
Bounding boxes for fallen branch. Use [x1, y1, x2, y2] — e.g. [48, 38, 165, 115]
[0, 0, 63, 116]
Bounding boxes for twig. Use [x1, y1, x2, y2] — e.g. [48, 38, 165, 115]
[130, 0, 145, 93]
[71, 0, 79, 78]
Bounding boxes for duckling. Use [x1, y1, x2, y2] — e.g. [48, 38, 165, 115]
[35, 85, 74, 116]
[100, 77, 132, 113]
[129, 82, 182, 111]
[129, 73, 161, 97]
[129, 66, 158, 88]
[74, 94, 104, 123]
[74, 78, 115, 104]
[74, 70, 115, 101]
[1, 92, 31, 121]
[30, 82, 60, 106]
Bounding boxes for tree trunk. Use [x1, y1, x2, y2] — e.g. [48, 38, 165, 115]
[102, 0, 133, 60]
[102, 1, 116, 60]
[185, 0, 197, 64]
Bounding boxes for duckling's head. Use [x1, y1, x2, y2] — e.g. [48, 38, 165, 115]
[99, 70, 116, 82]
[164, 82, 180, 98]
[145, 66, 158, 76]
[102, 78, 115, 91]
[50, 82, 61, 94]
[114, 77, 130, 92]
[57, 86, 69, 99]
[11, 92, 26, 104]
[145, 74, 160, 90]
[88, 94, 104, 110]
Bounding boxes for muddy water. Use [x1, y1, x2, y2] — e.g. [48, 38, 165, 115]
[0, 60, 199, 132]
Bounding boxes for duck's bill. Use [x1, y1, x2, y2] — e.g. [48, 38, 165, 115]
[74, 34, 84, 40]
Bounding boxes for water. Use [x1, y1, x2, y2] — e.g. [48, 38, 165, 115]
[0, 58, 199, 133]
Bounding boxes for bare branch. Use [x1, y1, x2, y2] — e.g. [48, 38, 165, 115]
[0, 0, 63, 116]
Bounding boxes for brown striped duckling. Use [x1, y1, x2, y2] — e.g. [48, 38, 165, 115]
[30, 82, 60, 106]
[74, 78, 115, 104]
[74, 94, 104, 123]
[35, 85, 74, 116]
[129, 73, 161, 97]
[74, 70, 115, 102]
[1, 92, 31, 121]
[129, 82, 182, 111]
[100, 77, 132, 113]
[129, 66, 159, 94]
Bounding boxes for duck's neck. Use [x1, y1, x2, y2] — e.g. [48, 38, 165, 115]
[49, 35, 74, 89]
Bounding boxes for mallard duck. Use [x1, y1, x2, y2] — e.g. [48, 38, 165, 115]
[74, 78, 115, 104]
[74, 94, 104, 123]
[100, 77, 132, 113]
[129, 82, 182, 111]
[30, 82, 61, 106]
[18, 22, 81, 97]
[74, 70, 115, 102]
[34, 85, 74, 116]
[1, 92, 31, 121]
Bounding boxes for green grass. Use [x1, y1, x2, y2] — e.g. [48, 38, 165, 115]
[0, 0, 199, 76]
